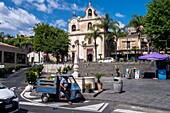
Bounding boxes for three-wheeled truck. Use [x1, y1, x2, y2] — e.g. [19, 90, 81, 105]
[36, 74, 85, 102]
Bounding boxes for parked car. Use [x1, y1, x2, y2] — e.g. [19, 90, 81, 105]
[98, 57, 114, 63]
[0, 83, 19, 113]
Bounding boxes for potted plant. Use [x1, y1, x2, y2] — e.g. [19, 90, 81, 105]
[95, 73, 105, 91]
[85, 83, 92, 93]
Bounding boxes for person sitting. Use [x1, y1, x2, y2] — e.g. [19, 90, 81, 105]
[60, 76, 72, 105]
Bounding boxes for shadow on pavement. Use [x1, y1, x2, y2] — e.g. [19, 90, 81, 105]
[18, 108, 29, 113]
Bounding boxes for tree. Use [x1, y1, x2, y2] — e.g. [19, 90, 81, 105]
[51, 28, 69, 63]
[33, 23, 69, 63]
[0, 32, 4, 42]
[96, 13, 119, 57]
[127, 14, 145, 50]
[14, 35, 32, 49]
[85, 27, 102, 62]
[112, 27, 128, 60]
[3, 35, 15, 45]
[145, 0, 170, 50]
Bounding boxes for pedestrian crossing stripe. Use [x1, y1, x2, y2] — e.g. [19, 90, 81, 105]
[113, 109, 146, 113]
[74, 102, 109, 112]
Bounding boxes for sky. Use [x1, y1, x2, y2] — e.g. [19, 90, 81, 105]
[0, 0, 151, 37]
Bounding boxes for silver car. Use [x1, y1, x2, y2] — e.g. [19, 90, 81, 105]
[0, 83, 19, 113]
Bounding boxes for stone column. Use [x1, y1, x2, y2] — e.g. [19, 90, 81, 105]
[72, 54, 79, 78]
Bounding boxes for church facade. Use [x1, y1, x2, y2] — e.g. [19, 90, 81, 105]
[68, 2, 105, 62]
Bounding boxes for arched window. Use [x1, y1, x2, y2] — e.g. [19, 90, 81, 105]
[88, 9, 92, 16]
[72, 25, 76, 31]
[88, 22, 92, 30]
[88, 37, 92, 44]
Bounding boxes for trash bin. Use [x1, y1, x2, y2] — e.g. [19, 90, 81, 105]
[113, 77, 123, 93]
[158, 69, 166, 80]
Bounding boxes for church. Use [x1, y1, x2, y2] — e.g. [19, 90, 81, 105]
[68, 2, 105, 62]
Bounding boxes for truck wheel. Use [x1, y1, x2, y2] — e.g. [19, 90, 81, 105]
[41, 93, 49, 102]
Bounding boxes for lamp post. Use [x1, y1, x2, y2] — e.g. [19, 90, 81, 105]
[74, 39, 80, 63]
[147, 36, 152, 54]
[126, 35, 129, 61]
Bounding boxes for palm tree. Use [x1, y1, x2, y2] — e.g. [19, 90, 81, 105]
[128, 14, 144, 50]
[85, 27, 102, 62]
[112, 27, 128, 60]
[0, 32, 4, 42]
[14, 35, 32, 49]
[96, 13, 119, 57]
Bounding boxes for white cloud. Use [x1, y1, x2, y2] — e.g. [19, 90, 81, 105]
[0, 2, 40, 36]
[72, 3, 78, 10]
[46, 0, 85, 12]
[37, 0, 45, 3]
[54, 19, 67, 27]
[11, 0, 85, 13]
[34, 3, 47, 12]
[117, 21, 125, 28]
[115, 13, 125, 18]
[11, 0, 22, 5]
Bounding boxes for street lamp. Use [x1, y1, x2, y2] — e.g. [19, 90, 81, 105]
[126, 35, 130, 61]
[147, 36, 152, 54]
[74, 39, 80, 63]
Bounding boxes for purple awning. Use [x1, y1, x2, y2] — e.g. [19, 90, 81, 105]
[138, 52, 168, 60]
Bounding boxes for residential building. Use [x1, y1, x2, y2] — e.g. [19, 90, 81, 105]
[112, 28, 148, 61]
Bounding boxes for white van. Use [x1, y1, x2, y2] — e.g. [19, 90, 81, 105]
[98, 57, 114, 63]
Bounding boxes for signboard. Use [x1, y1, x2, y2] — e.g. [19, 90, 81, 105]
[43, 52, 47, 57]
[0, 65, 5, 68]
[135, 69, 140, 79]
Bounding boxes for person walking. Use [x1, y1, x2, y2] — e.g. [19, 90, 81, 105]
[60, 76, 72, 105]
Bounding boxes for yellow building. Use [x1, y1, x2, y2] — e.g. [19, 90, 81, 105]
[113, 30, 148, 61]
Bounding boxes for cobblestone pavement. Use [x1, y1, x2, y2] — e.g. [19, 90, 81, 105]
[95, 77, 170, 111]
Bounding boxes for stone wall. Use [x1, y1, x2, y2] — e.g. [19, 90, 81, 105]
[42, 62, 155, 78]
[78, 62, 154, 77]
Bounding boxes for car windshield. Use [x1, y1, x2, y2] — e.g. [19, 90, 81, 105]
[0, 83, 6, 89]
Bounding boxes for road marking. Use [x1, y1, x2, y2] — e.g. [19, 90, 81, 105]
[23, 92, 37, 99]
[75, 102, 105, 111]
[20, 90, 108, 112]
[20, 101, 68, 107]
[20, 101, 108, 112]
[98, 103, 109, 112]
[113, 109, 147, 113]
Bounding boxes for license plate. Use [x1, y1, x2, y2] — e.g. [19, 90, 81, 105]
[5, 104, 12, 109]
